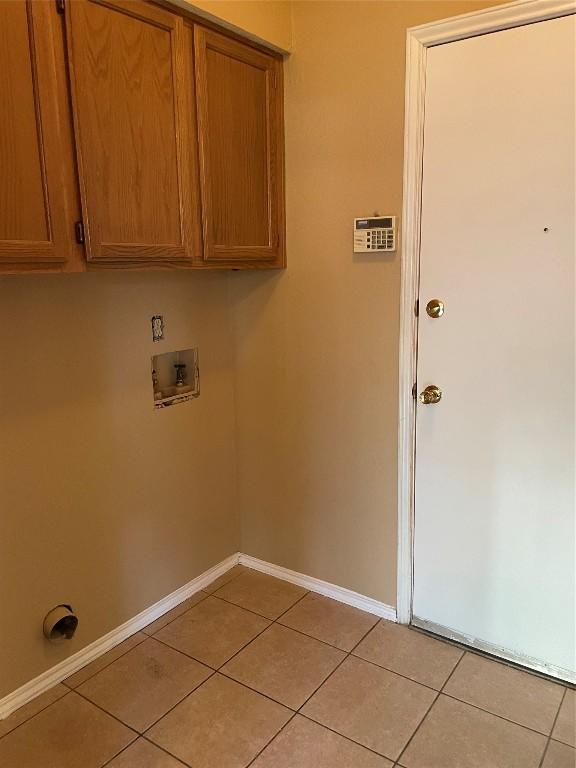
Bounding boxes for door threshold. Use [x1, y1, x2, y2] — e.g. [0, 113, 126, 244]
[411, 616, 575, 687]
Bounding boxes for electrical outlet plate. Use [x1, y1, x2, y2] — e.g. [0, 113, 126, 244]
[151, 315, 164, 342]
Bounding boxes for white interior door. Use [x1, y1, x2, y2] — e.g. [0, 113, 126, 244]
[413, 14, 575, 682]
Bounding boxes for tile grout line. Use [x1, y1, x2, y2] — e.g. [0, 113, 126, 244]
[141, 588, 312, 749]
[244, 712, 299, 767]
[218, 588, 311, 668]
[243, 598, 372, 720]
[414, 691, 560, 741]
[351, 649, 565, 741]
[99, 740, 137, 768]
[538, 738, 552, 768]
[141, 734, 200, 768]
[68, 644, 217, 744]
[0, 688, 73, 744]
[46, 690, 143, 768]
[143, 588, 314, 767]
[207, 591, 303, 622]
[350, 648, 455, 695]
[209, 589, 380, 653]
[152, 591, 376, 689]
[277, 616, 380, 653]
[62, 633, 149, 692]
[295, 613, 384, 712]
[296, 712, 396, 762]
[215, 670, 314, 719]
[387, 692, 440, 766]
[395, 647, 467, 765]
[537, 687, 567, 768]
[99, 733, 190, 768]
[143, 668, 219, 738]
[93, 573, 254, 767]
[292, 618, 403, 761]
[145, 593, 570, 767]
[145, 599, 569, 746]
[352, 640, 570, 746]
[140, 591, 211, 637]
[245, 607, 387, 766]
[102, 729, 198, 768]
[237, 597, 573, 760]
[242, 588, 374, 765]
[147, 633, 218, 672]
[70, 687, 143, 737]
[150, 601, 358, 664]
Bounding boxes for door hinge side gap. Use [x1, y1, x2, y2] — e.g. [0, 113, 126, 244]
[415, 299, 419, 317]
[56, 0, 65, 15]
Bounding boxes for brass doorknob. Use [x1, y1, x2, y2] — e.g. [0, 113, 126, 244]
[419, 385, 442, 404]
[426, 299, 444, 318]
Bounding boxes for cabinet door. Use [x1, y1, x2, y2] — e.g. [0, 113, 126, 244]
[0, 1, 77, 269]
[194, 27, 285, 266]
[65, 0, 201, 265]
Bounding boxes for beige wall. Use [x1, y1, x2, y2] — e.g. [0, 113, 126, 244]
[178, 0, 293, 50]
[0, 272, 238, 697]
[1, 0, 509, 699]
[232, 0, 503, 606]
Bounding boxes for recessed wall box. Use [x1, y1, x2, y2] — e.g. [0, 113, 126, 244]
[151, 348, 199, 408]
[353, 216, 396, 252]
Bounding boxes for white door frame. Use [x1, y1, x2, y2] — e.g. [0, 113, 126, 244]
[397, 0, 576, 625]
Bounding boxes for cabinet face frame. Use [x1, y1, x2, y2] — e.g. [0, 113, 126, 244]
[194, 26, 285, 266]
[0, 1, 78, 269]
[65, 0, 202, 265]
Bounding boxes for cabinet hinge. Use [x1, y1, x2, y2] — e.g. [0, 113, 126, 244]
[75, 220, 85, 245]
[412, 383, 417, 399]
[55, 0, 65, 15]
[414, 299, 419, 317]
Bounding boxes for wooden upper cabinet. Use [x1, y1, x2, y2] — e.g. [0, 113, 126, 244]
[0, 1, 285, 273]
[194, 27, 285, 266]
[65, 0, 202, 265]
[0, 1, 78, 270]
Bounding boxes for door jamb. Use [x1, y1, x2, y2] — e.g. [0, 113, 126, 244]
[397, 0, 576, 624]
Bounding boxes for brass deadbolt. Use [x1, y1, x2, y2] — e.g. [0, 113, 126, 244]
[426, 299, 444, 318]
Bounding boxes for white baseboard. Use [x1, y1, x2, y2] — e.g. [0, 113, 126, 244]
[0, 553, 240, 720]
[238, 554, 397, 622]
[1, 552, 396, 720]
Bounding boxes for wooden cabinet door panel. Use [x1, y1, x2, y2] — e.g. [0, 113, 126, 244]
[66, 0, 201, 264]
[0, 1, 76, 267]
[194, 27, 285, 265]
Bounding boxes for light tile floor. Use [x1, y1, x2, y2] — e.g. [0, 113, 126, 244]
[0, 565, 574, 768]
